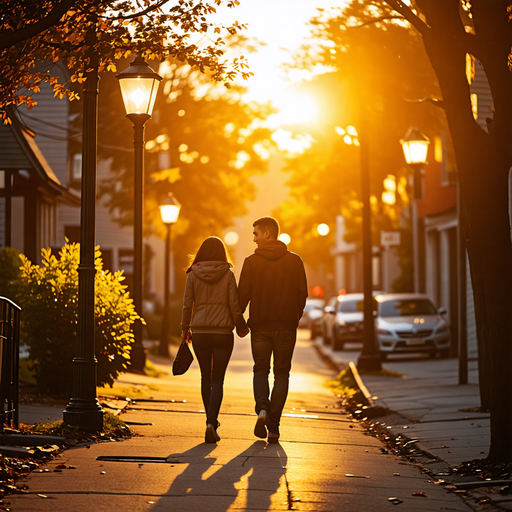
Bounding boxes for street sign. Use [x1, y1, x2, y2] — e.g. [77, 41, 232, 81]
[381, 231, 401, 247]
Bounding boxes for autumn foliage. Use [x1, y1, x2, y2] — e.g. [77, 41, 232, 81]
[0, 0, 251, 121]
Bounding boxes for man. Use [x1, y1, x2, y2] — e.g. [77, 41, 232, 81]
[238, 216, 308, 443]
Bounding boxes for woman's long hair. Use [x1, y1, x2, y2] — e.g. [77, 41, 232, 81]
[186, 236, 233, 273]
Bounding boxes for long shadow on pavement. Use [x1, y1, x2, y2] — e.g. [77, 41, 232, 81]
[152, 440, 288, 511]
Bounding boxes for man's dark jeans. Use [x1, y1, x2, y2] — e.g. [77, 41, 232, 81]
[251, 330, 296, 434]
[192, 333, 234, 427]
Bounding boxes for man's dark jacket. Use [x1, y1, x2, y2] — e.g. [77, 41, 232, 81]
[238, 240, 308, 332]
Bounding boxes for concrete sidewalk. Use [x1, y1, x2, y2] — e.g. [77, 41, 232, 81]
[314, 337, 489, 467]
[7, 334, 474, 511]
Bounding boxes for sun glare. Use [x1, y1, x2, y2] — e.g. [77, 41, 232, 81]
[271, 91, 319, 126]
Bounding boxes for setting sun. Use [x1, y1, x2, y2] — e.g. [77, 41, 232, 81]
[271, 90, 319, 126]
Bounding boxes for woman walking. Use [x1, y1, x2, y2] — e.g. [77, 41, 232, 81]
[181, 237, 249, 443]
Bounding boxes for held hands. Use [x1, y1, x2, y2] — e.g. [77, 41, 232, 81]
[181, 330, 192, 345]
[237, 326, 250, 338]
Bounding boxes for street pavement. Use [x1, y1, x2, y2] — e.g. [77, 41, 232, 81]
[314, 337, 488, 468]
[10, 331, 474, 511]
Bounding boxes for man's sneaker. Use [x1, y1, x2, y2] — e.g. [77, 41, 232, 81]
[254, 410, 267, 438]
[268, 431, 280, 443]
[205, 424, 221, 443]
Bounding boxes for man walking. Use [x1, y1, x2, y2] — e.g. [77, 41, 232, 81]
[238, 216, 308, 443]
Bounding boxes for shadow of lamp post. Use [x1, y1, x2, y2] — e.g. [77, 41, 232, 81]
[400, 127, 430, 294]
[117, 56, 162, 371]
[158, 193, 181, 357]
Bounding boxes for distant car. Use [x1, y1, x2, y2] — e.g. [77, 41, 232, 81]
[300, 299, 325, 338]
[322, 292, 385, 351]
[307, 299, 325, 339]
[375, 293, 451, 359]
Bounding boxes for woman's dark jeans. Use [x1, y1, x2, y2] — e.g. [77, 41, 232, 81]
[192, 333, 234, 427]
[251, 330, 296, 435]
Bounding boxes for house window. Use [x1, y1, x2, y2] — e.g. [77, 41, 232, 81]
[437, 135, 457, 187]
[466, 54, 475, 85]
[471, 93, 478, 121]
[72, 153, 82, 181]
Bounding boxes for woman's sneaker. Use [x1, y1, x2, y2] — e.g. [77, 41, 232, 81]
[267, 431, 280, 443]
[254, 410, 267, 438]
[205, 424, 220, 443]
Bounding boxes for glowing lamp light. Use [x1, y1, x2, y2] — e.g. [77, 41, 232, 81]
[159, 193, 181, 225]
[117, 56, 162, 116]
[279, 233, 291, 245]
[224, 231, 239, 246]
[382, 191, 396, 205]
[317, 223, 330, 236]
[400, 127, 430, 165]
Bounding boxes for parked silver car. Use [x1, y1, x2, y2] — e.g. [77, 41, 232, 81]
[375, 293, 451, 359]
[299, 298, 325, 338]
[322, 292, 384, 351]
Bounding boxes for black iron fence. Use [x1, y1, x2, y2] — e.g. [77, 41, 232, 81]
[0, 297, 21, 432]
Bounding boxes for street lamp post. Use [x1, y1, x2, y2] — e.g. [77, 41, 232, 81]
[356, 106, 381, 372]
[63, 27, 104, 431]
[158, 193, 181, 357]
[400, 127, 430, 294]
[117, 56, 162, 371]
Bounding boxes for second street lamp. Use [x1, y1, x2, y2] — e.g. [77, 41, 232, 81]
[400, 127, 430, 294]
[117, 56, 162, 371]
[159, 193, 181, 357]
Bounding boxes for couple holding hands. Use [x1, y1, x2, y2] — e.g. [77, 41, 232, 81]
[180, 217, 308, 444]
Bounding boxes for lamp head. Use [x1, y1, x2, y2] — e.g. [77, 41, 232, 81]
[400, 127, 430, 165]
[117, 55, 162, 116]
[159, 193, 181, 225]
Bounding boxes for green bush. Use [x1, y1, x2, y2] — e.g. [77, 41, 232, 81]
[0, 247, 22, 304]
[19, 242, 141, 395]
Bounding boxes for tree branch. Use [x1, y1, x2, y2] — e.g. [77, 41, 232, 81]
[0, 0, 79, 51]
[100, 0, 171, 20]
[383, 0, 430, 35]
[349, 15, 406, 29]
[404, 97, 445, 109]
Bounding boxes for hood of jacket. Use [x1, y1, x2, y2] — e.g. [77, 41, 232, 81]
[191, 261, 231, 283]
[255, 240, 288, 261]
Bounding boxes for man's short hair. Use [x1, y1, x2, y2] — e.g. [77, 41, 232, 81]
[253, 217, 280, 239]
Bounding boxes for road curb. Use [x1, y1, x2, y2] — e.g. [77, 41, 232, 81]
[313, 339, 387, 416]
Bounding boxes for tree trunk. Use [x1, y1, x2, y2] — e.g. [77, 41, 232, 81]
[420, 27, 512, 462]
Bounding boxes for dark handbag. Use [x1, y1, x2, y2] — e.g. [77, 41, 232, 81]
[172, 342, 194, 375]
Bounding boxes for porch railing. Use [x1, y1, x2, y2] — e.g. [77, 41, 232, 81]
[0, 297, 21, 432]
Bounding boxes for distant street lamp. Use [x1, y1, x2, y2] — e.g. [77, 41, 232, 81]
[400, 127, 430, 293]
[117, 56, 162, 370]
[158, 193, 181, 357]
[317, 223, 330, 236]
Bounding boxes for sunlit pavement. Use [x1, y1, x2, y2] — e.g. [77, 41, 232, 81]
[315, 335, 490, 468]
[10, 331, 474, 511]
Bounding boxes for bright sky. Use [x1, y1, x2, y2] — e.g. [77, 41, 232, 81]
[213, 0, 348, 118]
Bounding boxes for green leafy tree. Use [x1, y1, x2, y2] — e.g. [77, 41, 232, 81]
[299, 0, 512, 463]
[275, 2, 447, 291]
[377, 0, 512, 464]
[0, 0, 250, 118]
[19, 242, 140, 395]
[96, 50, 275, 279]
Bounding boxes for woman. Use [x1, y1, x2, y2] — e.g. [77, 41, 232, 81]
[181, 236, 249, 443]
